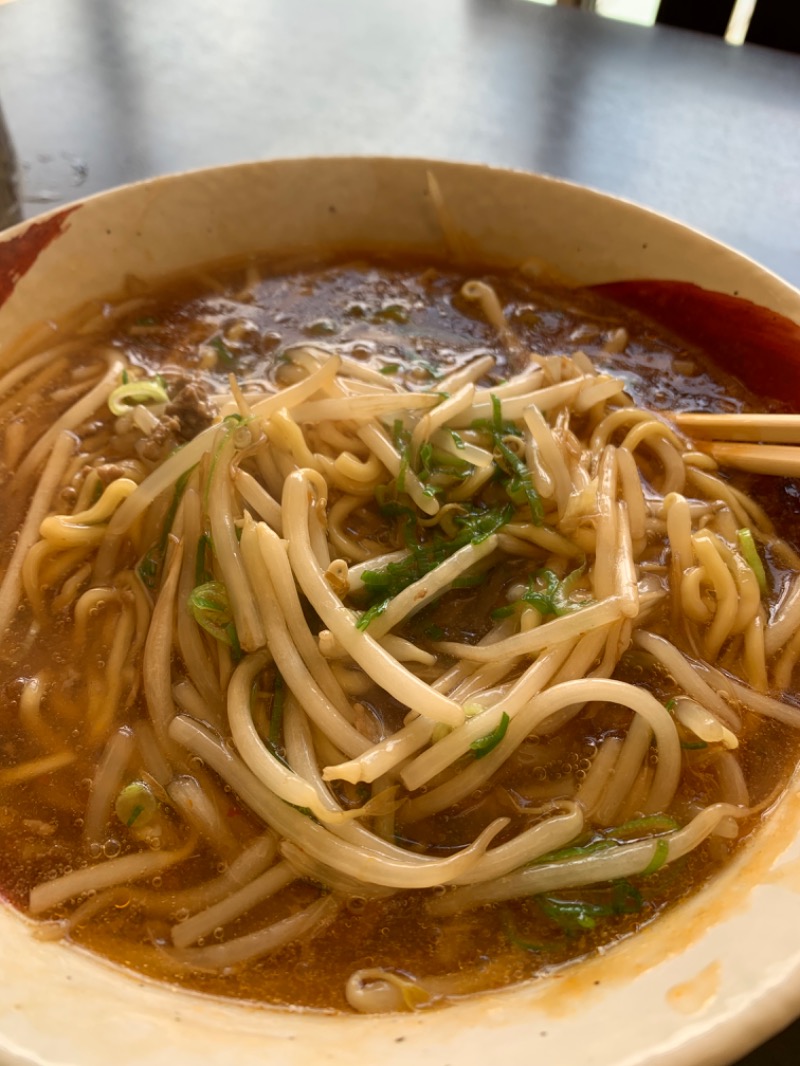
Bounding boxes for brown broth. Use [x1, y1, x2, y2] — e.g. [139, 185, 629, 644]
[0, 257, 799, 1011]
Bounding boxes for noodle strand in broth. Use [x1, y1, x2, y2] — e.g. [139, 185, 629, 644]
[1, 257, 799, 1011]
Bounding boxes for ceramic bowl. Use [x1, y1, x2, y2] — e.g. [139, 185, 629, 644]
[1, 157, 799, 1066]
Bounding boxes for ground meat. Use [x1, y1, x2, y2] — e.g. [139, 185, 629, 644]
[139, 414, 182, 461]
[94, 463, 131, 485]
[165, 381, 215, 440]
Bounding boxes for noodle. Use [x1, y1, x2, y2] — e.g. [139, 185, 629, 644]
[1, 256, 799, 1012]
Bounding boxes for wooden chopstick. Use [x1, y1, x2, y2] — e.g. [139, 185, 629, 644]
[666, 412, 800, 476]
[693, 441, 800, 477]
[670, 412, 800, 444]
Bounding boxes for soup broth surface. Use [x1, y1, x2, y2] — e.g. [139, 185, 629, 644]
[0, 257, 798, 1011]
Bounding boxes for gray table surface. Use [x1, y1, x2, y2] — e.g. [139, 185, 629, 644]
[1, 0, 799, 286]
[0, 0, 799, 1062]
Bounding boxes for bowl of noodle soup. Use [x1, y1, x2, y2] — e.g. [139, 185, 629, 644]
[1, 157, 800, 1066]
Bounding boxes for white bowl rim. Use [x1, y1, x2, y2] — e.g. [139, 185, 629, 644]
[0, 156, 799, 1066]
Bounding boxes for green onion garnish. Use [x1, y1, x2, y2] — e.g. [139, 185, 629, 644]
[737, 527, 768, 595]
[189, 580, 240, 654]
[108, 374, 169, 415]
[470, 712, 510, 759]
[115, 780, 157, 828]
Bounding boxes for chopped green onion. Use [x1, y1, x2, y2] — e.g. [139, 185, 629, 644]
[452, 572, 486, 589]
[137, 467, 192, 589]
[502, 913, 545, 954]
[356, 596, 392, 631]
[480, 393, 520, 439]
[642, 838, 670, 876]
[115, 780, 157, 828]
[357, 502, 512, 629]
[204, 414, 250, 508]
[419, 442, 472, 480]
[210, 335, 236, 366]
[419, 441, 433, 476]
[522, 565, 590, 617]
[470, 712, 510, 758]
[108, 374, 169, 416]
[538, 881, 642, 933]
[737, 527, 768, 595]
[195, 531, 214, 587]
[137, 553, 159, 590]
[393, 419, 411, 494]
[471, 396, 543, 523]
[189, 580, 240, 653]
[606, 814, 680, 841]
[538, 896, 603, 932]
[534, 839, 618, 865]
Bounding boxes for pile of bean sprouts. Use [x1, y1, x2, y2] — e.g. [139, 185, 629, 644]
[2, 274, 800, 1012]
